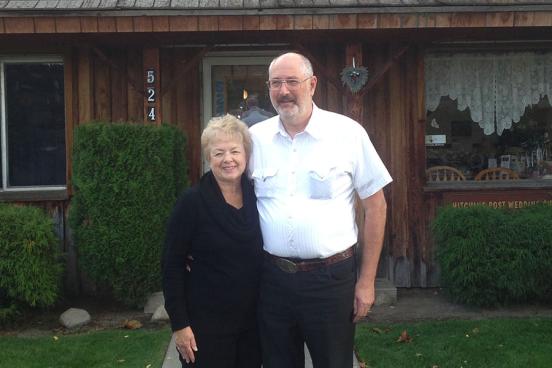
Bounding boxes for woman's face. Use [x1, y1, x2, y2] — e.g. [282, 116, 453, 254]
[208, 134, 247, 186]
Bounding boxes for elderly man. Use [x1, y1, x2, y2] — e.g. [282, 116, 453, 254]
[249, 52, 392, 368]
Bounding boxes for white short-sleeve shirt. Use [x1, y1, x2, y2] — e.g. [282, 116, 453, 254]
[249, 104, 392, 259]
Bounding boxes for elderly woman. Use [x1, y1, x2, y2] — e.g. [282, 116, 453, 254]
[162, 114, 263, 368]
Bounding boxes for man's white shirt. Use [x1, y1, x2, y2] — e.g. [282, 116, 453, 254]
[249, 104, 392, 259]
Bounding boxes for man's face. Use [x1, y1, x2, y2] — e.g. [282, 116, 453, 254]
[268, 54, 317, 123]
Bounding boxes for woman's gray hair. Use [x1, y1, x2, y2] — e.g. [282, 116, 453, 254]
[201, 114, 252, 159]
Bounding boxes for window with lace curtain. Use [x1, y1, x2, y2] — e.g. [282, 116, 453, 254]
[425, 51, 552, 181]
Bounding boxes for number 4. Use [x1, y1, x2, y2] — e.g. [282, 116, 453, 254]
[147, 107, 156, 121]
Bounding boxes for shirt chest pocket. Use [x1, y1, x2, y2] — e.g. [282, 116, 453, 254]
[252, 167, 279, 198]
[309, 165, 340, 199]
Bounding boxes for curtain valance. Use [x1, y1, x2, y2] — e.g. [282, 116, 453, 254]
[425, 52, 552, 135]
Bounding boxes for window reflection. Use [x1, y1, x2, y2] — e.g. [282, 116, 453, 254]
[211, 65, 275, 126]
[426, 96, 552, 181]
[5, 63, 66, 187]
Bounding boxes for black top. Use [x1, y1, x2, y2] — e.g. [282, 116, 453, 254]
[162, 171, 263, 333]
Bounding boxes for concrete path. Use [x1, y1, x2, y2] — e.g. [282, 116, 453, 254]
[162, 335, 359, 368]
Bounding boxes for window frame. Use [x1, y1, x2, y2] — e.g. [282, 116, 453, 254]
[0, 55, 67, 195]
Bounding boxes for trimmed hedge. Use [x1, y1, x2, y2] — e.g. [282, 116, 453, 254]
[433, 204, 552, 307]
[0, 204, 63, 322]
[69, 123, 188, 306]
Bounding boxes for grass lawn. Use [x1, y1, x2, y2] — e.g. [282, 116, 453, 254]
[355, 318, 552, 368]
[0, 327, 171, 368]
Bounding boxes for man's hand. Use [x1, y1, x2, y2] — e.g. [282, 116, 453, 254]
[353, 282, 375, 322]
[174, 326, 198, 363]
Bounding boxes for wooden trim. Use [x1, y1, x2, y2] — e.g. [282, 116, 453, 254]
[55, 16, 81, 33]
[3, 11, 549, 35]
[77, 46, 93, 124]
[64, 48, 76, 196]
[81, 17, 98, 32]
[4, 17, 34, 33]
[152, 16, 170, 32]
[218, 15, 242, 31]
[35, 16, 56, 33]
[116, 17, 133, 32]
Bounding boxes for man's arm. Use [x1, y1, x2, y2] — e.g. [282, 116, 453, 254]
[353, 189, 387, 322]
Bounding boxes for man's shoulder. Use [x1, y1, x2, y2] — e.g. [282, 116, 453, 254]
[249, 115, 279, 137]
[315, 107, 365, 136]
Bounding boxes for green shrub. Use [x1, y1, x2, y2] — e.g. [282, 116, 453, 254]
[69, 123, 188, 306]
[0, 204, 63, 322]
[511, 205, 552, 302]
[433, 204, 552, 307]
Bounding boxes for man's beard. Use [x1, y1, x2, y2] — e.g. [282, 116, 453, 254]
[274, 98, 300, 120]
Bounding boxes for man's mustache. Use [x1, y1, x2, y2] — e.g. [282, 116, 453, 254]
[277, 97, 295, 103]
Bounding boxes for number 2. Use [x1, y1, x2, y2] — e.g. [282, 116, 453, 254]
[147, 87, 155, 102]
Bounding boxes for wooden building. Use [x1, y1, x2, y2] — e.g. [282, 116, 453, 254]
[1, 0, 552, 292]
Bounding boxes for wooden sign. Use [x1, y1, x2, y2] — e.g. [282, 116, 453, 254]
[443, 189, 552, 209]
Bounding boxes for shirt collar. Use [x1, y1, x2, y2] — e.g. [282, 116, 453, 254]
[275, 103, 325, 140]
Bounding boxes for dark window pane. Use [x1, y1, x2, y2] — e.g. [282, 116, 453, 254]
[5, 63, 66, 187]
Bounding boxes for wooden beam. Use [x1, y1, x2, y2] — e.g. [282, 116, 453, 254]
[77, 46, 93, 124]
[345, 42, 363, 123]
[293, 42, 343, 95]
[160, 46, 211, 98]
[359, 45, 409, 98]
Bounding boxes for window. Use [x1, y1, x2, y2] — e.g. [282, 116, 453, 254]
[1, 57, 66, 190]
[425, 51, 552, 182]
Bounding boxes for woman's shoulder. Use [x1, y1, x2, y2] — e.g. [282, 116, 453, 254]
[172, 186, 201, 212]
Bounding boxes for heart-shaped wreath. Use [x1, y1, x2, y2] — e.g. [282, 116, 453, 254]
[340, 66, 369, 94]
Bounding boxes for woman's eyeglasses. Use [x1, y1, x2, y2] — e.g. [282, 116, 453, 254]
[266, 77, 312, 90]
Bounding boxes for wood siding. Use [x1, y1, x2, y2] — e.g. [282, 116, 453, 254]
[0, 11, 551, 34]
[3, 24, 552, 290]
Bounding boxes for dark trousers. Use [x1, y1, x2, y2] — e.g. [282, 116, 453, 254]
[259, 256, 356, 368]
[180, 327, 262, 368]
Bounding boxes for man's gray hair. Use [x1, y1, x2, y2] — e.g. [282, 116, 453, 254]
[269, 52, 314, 77]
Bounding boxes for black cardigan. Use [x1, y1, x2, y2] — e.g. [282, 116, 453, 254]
[162, 171, 263, 333]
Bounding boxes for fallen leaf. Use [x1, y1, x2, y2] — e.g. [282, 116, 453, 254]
[432, 365, 439, 368]
[372, 327, 384, 334]
[145, 365, 152, 368]
[415, 353, 423, 357]
[117, 359, 125, 363]
[124, 320, 142, 330]
[397, 330, 412, 343]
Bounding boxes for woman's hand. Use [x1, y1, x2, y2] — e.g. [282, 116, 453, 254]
[174, 327, 198, 364]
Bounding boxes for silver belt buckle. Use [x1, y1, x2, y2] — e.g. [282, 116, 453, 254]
[275, 258, 298, 273]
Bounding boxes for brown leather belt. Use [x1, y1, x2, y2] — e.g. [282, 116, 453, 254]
[265, 246, 355, 273]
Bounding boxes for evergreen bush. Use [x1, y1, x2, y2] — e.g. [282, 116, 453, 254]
[0, 204, 63, 322]
[69, 123, 188, 306]
[433, 204, 552, 307]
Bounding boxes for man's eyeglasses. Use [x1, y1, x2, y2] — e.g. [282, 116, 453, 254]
[266, 77, 312, 90]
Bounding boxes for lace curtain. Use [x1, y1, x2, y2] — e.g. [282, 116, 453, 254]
[425, 52, 552, 135]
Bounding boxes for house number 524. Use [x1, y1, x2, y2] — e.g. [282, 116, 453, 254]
[145, 69, 156, 122]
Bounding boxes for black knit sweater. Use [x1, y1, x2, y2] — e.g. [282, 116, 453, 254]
[162, 171, 263, 333]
